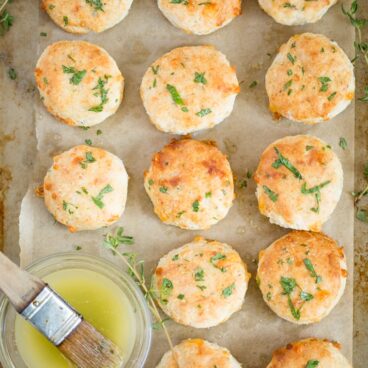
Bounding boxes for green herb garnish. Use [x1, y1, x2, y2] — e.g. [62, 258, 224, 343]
[272, 147, 303, 179]
[263, 185, 278, 202]
[62, 65, 87, 85]
[80, 151, 96, 169]
[249, 80, 257, 88]
[194, 72, 207, 85]
[210, 253, 226, 272]
[8, 67, 16, 80]
[328, 91, 337, 101]
[301, 181, 331, 213]
[92, 184, 113, 209]
[0, 0, 14, 37]
[89, 76, 110, 112]
[160, 278, 174, 304]
[85, 0, 104, 11]
[192, 200, 200, 212]
[287, 53, 296, 64]
[339, 137, 348, 150]
[318, 76, 331, 92]
[222, 283, 235, 298]
[306, 360, 320, 368]
[159, 186, 168, 193]
[167, 84, 185, 106]
[196, 108, 212, 117]
[303, 258, 322, 283]
[194, 268, 205, 282]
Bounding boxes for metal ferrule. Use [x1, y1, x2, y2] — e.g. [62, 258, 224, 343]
[21, 285, 82, 346]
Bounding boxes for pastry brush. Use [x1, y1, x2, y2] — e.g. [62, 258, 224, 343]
[0, 251, 124, 368]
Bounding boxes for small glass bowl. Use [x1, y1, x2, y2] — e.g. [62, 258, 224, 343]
[0, 252, 152, 368]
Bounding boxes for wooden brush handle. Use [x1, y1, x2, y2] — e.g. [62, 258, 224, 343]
[0, 252, 45, 312]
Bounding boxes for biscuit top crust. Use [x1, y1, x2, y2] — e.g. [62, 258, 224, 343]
[267, 338, 352, 368]
[144, 139, 234, 230]
[266, 33, 354, 123]
[153, 237, 249, 328]
[156, 339, 241, 368]
[254, 135, 343, 231]
[158, 0, 241, 35]
[42, 0, 133, 34]
[35, 40, 123, 127]
[140, 46, 239, 134]
[257, 231, 347, 323]
[43, 145, 128, 231]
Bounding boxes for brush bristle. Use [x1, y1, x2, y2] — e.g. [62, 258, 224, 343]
[58, 320, 123, 368]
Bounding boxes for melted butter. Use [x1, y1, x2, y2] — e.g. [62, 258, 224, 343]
[15, 268, 136, 368]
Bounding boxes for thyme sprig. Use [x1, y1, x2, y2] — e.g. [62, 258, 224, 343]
[0, 0, 14, 36]
[342, 0, 368, 101]
[102, 227, 178, 363]
[354, 163, 368, 223]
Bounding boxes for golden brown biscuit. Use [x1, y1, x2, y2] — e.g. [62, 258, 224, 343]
[144, 139, 234, 230]
[152, 237, 250, 328]
[156, 339, 241, 368]
[254, 135, 343, 231]
[44, 145, 128, 232]
[266, 33, 354, 124]
[258, 0, 337, 26]
[140, 46, 239, 134]
[267, 338, 352, 368]
[257, 231, 347, 324]
[35, 40, 124, 127]
[41, 0, 133, 34]
[158, 0, 242, 35]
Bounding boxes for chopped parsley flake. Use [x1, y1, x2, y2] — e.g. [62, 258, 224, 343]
[62, 65, 87, 85]
[8, 67, 16, 80]
[80, 151, 96, 169]
[306, 360, 320, 368]
[194, 268, 205, 282]
[263, 185, 278, 202]
[91, 184, 113, 209]
[196, 108, 212, 117]
[328, 91, 337, 101]
[287, 53, 296, 64]
[319, 76, 331, 92]
[303, 258, 322, 284]
[159, 186, 168, 193]
[85, 0, 104, 11]
[301, 181, 331, 213]
[151, 65, 160, 75]
[249, 80, 258, 88]
[283, 2, 296, 8]
[339, 137, 347, 150]
[89, 76, 110, 112]
[210, 253, 226, 272]
[222, 283, 235, 298]
[160, 278, 174, 304]
[192, 200, 200, 212]
[300, 291, 314, 301]
[194, 72, 207, 85]
[63, 16, 68, 26]
[167, 84, 185, 107]
[272, 147, 303, 179]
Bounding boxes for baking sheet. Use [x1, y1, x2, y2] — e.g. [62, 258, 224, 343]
[17, 0, 354, 366]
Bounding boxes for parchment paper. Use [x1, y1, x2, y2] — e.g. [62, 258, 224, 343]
[18, 0, 355, 366]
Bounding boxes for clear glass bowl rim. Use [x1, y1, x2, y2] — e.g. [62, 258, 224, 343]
[0, 252, 152, 368]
